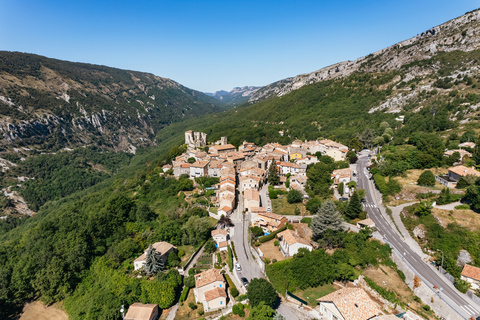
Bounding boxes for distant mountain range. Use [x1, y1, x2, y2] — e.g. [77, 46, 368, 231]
[205, 86, 261, 106]
[0, 51, 222, 152]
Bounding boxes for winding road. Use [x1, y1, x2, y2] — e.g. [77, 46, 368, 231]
[357, 150, 480, 319]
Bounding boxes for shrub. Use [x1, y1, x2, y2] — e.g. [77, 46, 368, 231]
[198, 309, 204, 316]
[455, 278, 471, 293]
[178, 248, 185, 258]
[264, 258, 271, 264]
[236, 294, 248, 302]
[189, 302, 197, 310]
[287, 189, 303, 203]
[232, 303, 245, 317]
[230, 287, 239, 297]
[227, 245, 233, 271]
[272, 259, 277, 264]
[259, 224, 287, 243]
[417, 170, 435, 186]
[179, 286, 189, 302]
[413, 296, 421, 303]
[455, 204, 470, 210]
[274, 240, 279, 246]
[225, 274, 239, 298]
[423, 305, 431, 311]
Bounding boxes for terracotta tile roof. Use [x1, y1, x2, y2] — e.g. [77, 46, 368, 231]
[276, 161, 299, 168]
[134, 241, 176, 262]
[220, 193, 235, 202]
[240, 175, 260, 182]
[251, 207, 267, 214]
[211, 229, 228, 236]
[461, 264, 480, 281]
[195, 269, 224, 288]
[204, 287, 227, 302]
[191, 160, 209, 168]
[181, 163, 191, 168]
[357, 218, 375, 227]
[125, 303, 158, 320]
[278, 229, 312, 247]
[244, 188, 260, 201]
[257, 210, 283, 221]
[219, 206, 232, 213]
[212, 144, 236, 151]
[317, 287, 380, 320]
[219, 185, 235, 194]
[218, 241, 228, 248]
[448, 165, 480, 177]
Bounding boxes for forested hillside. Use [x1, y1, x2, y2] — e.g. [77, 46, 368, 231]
[0, 51, 222, 152]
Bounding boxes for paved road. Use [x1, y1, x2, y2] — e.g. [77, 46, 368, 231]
[230, 180, 302, 319]
[357, 151, 480, 319]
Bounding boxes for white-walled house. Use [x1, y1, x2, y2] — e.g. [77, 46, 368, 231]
[194, 269, 227, 311]
[461, 264, 480, 290]
[133, 242, 176, 271]
[277, 229, 312, 257]
[211, 229, 228, 244]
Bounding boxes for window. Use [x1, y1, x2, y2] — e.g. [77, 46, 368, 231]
[220, 301, 223, 305]
[219, 284, 222, 287]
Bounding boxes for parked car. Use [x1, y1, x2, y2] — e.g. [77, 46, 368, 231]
[235, 263, 241, 271]
[241, 277, 249, 287]
[339, 197, 348, 202]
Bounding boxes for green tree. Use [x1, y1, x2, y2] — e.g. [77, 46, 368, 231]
[141, 280, 176, 309]
[417, 170, 435, 186]
[347, 138, 362, 152]
[359, 128, 376, 149]
[345, 192, 362, 220]
[268, 161, 280, 185]
[416, 201, 432, 217]
[233, 303, 245, 317]
[247, 278, 278, 308]
[184, 275, 195, 288]
[311, 200, 344, 241]
[144, 246, 165, 275]
[204, 238, 217, 254]
[167, 251, 180, 268]
[136, 202, 156, 222]
[305, 198, 321, 214]
[187, 157, 196, 163]
[181, 216, 212, 246]
[338, 182, 344, 196]
[287, 189, 302, 203]
[247, 302, 276, 320]
[251, 226, 264, 237]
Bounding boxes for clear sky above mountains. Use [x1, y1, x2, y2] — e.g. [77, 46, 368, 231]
[0, 0, 478, 92]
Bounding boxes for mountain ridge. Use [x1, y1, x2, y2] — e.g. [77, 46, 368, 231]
[250, 7, 480, 103]
[0, 51, 222, 153]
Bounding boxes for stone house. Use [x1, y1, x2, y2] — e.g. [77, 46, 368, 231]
[133, 242, 176, 271]
[317, 287, 380, 320]
[125, 303, 159, 320]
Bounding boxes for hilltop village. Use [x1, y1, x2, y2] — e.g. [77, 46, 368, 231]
[169, 130, 349, 216]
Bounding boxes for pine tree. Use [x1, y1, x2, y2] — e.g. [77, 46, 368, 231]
[268, 161, 280, 185]
[345, 191, 362, 220]
[144, 245, 165, 275]
[311, 200, 344, 241]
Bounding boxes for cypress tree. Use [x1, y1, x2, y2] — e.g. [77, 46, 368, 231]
[345, 191, 362, 220]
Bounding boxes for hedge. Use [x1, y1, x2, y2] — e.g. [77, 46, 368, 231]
[227, 245, 233, 271]
[180, 286, 190, 302]
[225, 274, 239, 297]
[258, 223, 288, 243]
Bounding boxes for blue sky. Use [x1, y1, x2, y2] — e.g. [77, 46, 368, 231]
[0, 1, 479, 92]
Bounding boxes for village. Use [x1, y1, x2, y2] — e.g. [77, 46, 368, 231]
[121, 131, 480, 320]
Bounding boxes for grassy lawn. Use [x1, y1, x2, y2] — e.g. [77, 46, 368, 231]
[174, 290, 204, 320]
[178, 245, 195, 267]
[271, 196, 307, 215]
[208, 217, 218, 227]
[432, 207, 480, 232]
[363, 266, 437, 319]
[294, 284, 337, 306]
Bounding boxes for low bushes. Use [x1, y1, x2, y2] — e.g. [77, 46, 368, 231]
[225, 274, 239, 297]
[258, 223, 288, 243]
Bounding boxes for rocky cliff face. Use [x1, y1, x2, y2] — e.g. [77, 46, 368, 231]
[249, 8, 480, 103]
[0, 52, 221, 152]
[208, 86, 260, 106]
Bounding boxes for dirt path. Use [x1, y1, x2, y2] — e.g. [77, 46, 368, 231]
[20, 301, 68, 320]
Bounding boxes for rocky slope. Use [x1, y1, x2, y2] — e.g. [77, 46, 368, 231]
[249, 8, 480, 103]
[207, 86, 260, 106]
[0, 51, 222, 152]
